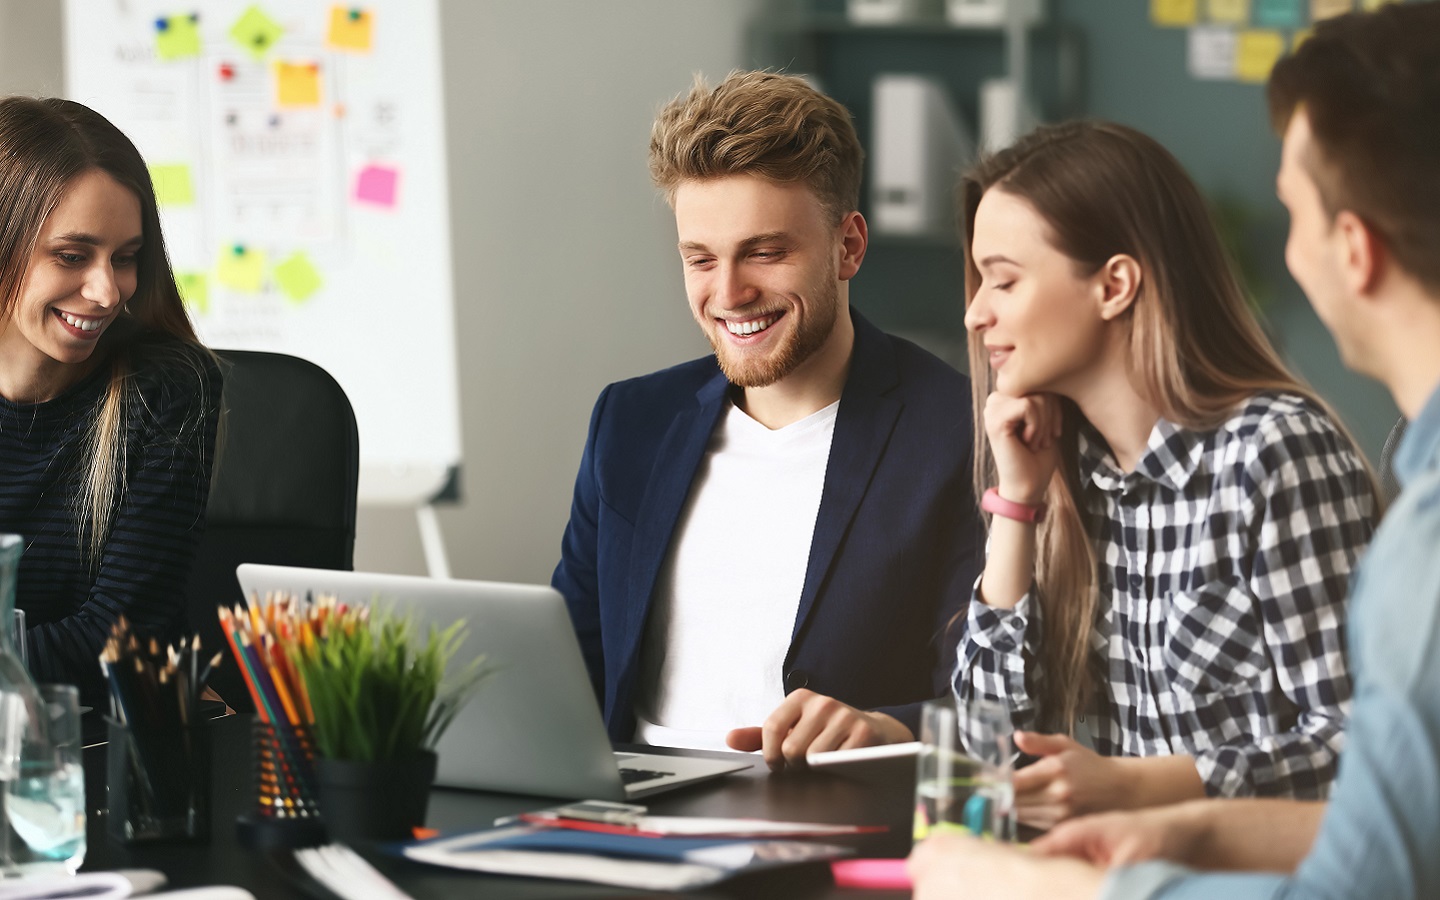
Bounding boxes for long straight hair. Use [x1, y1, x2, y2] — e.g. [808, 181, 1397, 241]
[960, 120, 1371, 731]
[0, 97, 211, 563]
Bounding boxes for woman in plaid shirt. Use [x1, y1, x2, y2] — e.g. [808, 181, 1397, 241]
[955, 121, 1378, 828]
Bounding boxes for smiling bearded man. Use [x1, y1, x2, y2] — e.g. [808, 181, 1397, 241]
[552, 70, 985, 770]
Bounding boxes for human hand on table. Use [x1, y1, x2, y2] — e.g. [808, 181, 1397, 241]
[1012, 731, 1128, 829]
[725, 689, 912, 772]
[1032, 804, 1206, 868]
[908, 832, 1105, 900]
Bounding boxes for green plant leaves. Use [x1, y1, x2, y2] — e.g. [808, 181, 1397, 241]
[289, 604, 493, 763]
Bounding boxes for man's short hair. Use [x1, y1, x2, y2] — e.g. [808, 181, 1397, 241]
[1267, 1, 1440, 292]
[648, 70, 864, 224]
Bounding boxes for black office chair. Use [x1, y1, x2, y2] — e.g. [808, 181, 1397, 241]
[183, 350, 360, 712]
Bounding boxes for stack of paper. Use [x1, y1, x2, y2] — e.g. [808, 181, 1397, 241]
[402, 826, 853, 892]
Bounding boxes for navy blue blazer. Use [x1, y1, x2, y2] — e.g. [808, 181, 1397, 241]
[553, 310, 984, 741]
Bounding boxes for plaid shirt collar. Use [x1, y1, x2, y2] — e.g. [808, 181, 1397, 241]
[1077, 416, 1207, 494]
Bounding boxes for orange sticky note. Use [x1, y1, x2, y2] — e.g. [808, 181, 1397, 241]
[327, 6, 373, 52]
[275, 61, 321, 107]
[1235, 29, 1286, 82]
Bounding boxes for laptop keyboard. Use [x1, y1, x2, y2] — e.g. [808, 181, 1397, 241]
[620, 767, 675, 785]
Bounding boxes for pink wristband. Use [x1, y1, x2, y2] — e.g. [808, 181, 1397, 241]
[982, 487, 1046, 524]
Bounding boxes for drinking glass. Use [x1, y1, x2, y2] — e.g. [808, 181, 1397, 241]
[913, 697, 1016, 842]
[5, 684, 85, 873]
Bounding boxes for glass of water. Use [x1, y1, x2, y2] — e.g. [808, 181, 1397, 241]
[6, 684, 85, 874]
[913, 697, 1015, 842]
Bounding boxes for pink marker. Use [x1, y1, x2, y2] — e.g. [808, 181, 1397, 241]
[831, 858, 911, 890]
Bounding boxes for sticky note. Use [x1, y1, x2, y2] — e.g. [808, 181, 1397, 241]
[149, 163, 195, 207]
[327, 6, 373, 52]
[229, 5, 283, 61]
[1313, 0, 1353, 18]
[154, 13, 202, 61]
[1151, 0, 1199, 26]
[175, 272, 209, 314]
[1311, 0, 1352, 19]
[1361, 0, 1397, 9]
[353, 163, 399, 208]
[1235, 29, 1286, 82]
[1188, 26, 1238, 79]
[273, 251, 323, 303]
[1253, 0, 1303, 28]
[1293, 27, 1313, 49]
[275, 61, 321, 107]
[216, 245, 267, 293]
[1205, 0, 1249, 23]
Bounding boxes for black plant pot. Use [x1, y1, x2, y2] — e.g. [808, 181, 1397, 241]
[317, 751, 438, 842]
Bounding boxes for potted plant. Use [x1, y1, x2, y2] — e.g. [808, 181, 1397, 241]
[289, 607, 492, 842]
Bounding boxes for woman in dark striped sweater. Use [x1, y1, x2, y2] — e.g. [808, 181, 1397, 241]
[0, 97, 221, 705]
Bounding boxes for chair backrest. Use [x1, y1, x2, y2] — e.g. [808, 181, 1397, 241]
[184, 350, 359, 711]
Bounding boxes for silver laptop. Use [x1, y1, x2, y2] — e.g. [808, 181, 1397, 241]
[234, 564, 751, 800]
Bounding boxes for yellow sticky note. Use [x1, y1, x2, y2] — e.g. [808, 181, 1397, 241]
[230, 5, 284, 61]
[1206, 0, 1249, 23]
[1151, 0, 1199, 26]
[175, 272, 208, 314]
[149, 163, 195, 207]
[1310, 0, 1352, 19]
[1236, 29, 1286, 82]
[1293, 27, 1313, 49]
[272, 252, 323, 303]
[216, 245, 267, 294]
[1359, 0, 1394, 9]
[155, 13, 202, 61]
[327, 6, 373, 52]
[275, 61, 322, 107]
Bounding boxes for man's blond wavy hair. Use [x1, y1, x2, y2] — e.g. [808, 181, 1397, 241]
[648, 70, 863, 223]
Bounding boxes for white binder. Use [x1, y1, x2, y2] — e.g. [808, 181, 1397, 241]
[871, 74, 976, 238]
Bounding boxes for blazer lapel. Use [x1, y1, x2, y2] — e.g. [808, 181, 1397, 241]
[622, 371, 730, 656]
[791, 312, 903, 644]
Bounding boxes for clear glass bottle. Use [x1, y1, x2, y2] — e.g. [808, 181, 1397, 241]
[0, 533, 48, 874]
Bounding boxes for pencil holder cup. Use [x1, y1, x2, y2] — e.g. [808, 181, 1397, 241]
[105, 718, 211, 844]
[234, 717, 325, 850]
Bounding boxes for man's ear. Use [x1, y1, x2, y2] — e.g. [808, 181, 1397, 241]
[1335, 209, 1385, 297]
[838, 211, 868, 281]
[1096, 254, 1142, 321]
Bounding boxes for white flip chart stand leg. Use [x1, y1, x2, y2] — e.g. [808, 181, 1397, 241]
[417, 505, 451, 580]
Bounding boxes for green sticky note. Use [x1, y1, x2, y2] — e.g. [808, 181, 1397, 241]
[273, 251, 323, 303]
[175, 272, 209, 313]
[1253, 0, 1303, 27]
[155, 13, 202, 61]
[216, 245, 267, 293]
[149, 163, 195, 207]
[229, 5, 284, 61]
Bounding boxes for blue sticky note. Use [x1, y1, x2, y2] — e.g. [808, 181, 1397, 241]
[1254, 0, 1304, 27]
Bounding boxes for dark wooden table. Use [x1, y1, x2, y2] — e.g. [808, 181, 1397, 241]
[82, 715, 916, 898]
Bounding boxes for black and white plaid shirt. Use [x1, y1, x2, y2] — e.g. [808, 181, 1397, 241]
[955, 393, 1377, 798]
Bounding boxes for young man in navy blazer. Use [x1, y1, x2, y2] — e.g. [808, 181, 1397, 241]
[552, 70, 984, 769]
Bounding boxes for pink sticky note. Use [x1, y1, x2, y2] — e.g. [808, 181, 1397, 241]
[830, 859, 911, 890]
[353, 163, 399, 208]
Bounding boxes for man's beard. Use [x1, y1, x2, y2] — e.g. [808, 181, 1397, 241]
[706, 280, 840, 389]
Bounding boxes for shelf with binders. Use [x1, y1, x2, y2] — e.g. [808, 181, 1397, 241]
[755, 2, 1084, 337]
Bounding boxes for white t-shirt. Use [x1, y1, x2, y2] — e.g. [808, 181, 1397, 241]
[632, 398, 839, 751]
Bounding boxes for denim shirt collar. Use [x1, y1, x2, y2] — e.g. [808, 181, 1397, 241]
[1394, 381, 1440, 487]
